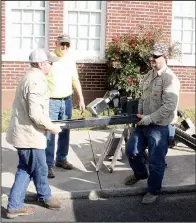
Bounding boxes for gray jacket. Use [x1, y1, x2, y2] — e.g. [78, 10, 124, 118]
[6, 68, 55, 149]
[138, 66, 180, 126]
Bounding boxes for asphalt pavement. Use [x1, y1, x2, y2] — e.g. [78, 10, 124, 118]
[1, 192, 196, 222]
[1, 129, 196, 222]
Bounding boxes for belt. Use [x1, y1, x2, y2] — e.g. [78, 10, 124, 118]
[50, 95, 71, 100]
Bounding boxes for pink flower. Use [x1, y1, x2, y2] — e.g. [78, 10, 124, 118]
[112, 36, 119, 43]
[128, 77, 134, 85]
[130, 35, 135, 42]
[130, 43, 136, 48]
[146, 31, 152, 36]
[146, 35, 152, 40]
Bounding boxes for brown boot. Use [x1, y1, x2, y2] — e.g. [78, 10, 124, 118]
[48, 167, 55, 179]
[40, 196, 61, 210]
[7, 206, 35, 219]
[55, 160, 73, 170]
[124, 174, 147, 185]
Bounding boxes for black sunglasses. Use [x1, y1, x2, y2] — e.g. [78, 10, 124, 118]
[60, 42, 70, 47]
[152, 55, 162, 59]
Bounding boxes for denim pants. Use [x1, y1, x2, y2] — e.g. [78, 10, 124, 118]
[46, 97, 72, 168]
[125, 125, 169, 195]
[8, 149, 51, 210]
[168, 124, 175, 140]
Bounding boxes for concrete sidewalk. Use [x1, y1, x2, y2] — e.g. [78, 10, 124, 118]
[1, 129, 196, 200]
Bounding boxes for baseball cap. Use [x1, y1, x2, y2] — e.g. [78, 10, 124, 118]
[29, 48, 59, 63]
[150, 43, 168, 56]
[57, 34, 71, 43]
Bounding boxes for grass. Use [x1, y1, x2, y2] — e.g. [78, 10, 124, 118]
[179, 109, 195, 124]
[1, 108, 195, 133]
[2, 109, 12, 133]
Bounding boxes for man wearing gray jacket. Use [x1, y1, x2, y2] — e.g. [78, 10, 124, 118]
[125, 43, 180, 204]
[6, 49, 62, 219]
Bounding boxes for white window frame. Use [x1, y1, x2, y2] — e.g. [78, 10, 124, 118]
[63, 1, 106, 63]
[170, 1, 195, 66]
[2, 1, 49, 62]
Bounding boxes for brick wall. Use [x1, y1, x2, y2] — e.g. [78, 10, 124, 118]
[106, 1, 172, 43]
[171, 67, 196, 93]
[2, 62, 107, 104]
[1, 1, 195, 109]
[48, 1, 64, 51]
[2, 62, 194, 94]
[2, 62, 29, 90]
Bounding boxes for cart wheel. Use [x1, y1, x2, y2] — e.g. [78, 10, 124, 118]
[109, 168, 113, 173]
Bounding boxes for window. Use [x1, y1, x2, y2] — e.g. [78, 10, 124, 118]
[4, 1, 48, 61]
[64, 1, 106, 62]
[172, 1, 195, 66]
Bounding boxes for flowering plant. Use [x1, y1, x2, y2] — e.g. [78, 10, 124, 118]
[105, 25, 181, 99]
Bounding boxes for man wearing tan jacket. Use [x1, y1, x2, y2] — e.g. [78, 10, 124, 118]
[6, 49, 62, 219]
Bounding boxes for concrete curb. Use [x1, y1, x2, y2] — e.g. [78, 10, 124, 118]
[2, 184, 196, 202]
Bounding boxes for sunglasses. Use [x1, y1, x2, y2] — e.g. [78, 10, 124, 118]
[48, 61, 53, 65]
[152, 55, 162, 59]
[60, 42, 70, 47]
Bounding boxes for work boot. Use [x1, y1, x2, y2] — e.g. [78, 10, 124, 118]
[48, 168, 55, 178]
[7, 206, 35, 219]
[124, 174, 147, 185]
[40, 196, 61, 210]
[142, 192, 158, 204]
[55, 160, 73, 170]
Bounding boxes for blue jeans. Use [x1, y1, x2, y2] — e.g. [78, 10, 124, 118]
[46, 97, 72, 168]
[125, 125, 169, 195]
[168, 124, 175, 139]
[8, 149, 51, 210]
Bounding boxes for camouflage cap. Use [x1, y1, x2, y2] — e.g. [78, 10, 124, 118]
[151, 43, 168, 56]
[57, 34, 71, 43]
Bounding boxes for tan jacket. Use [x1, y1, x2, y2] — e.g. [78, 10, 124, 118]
[138, 66, 180, 126]
[6, 68, 55, 149]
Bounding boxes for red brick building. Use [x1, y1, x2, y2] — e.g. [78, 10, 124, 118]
[1, 1, 195, 109]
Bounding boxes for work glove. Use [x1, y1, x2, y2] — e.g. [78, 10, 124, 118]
[137, 115, 152, 126]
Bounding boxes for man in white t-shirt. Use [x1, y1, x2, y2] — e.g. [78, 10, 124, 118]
[46, 34, 85, 178]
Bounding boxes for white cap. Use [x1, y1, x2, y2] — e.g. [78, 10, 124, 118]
[29, 48, 59, 63]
